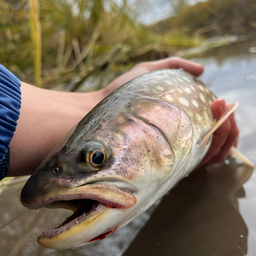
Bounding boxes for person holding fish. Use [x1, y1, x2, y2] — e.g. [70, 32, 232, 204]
[0, 57, 239, 181]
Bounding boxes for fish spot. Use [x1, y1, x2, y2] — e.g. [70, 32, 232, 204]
[178, 97, 190, 107]
[176, 78, 184, 83]
[166, 80, 174, 86]
[195, 113, 202, 121]
[182, 77, 191, 83]
[156, 86, 164, 91]
[192, 100, 199, 108]
[183, 87, 192, 94]
[203, 111, 209, 121]
[199, 93, 206, 103]
[198, 85, 205, 91]
[165, 94, 173, 102]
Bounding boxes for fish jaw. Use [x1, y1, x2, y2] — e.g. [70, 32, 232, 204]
[38, 205, 118, 249]
[21, 182, 136, 210]
[21, 181, 137, 249]
[36, 182, 160, 249]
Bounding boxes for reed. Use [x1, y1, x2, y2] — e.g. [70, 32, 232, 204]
[29, 0, 42, 87]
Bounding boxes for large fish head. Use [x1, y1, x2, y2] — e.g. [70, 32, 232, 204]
[20, 95, 193, 249]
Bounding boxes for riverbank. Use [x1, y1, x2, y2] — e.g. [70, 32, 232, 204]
[1, 0, 256, 90]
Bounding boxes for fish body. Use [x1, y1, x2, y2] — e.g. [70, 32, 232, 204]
[21, 69, 217, 249]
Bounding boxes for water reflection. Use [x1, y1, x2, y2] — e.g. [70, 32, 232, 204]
[193, 39, 256, 256]
[195, 39, 256, 66]
[124, 159, 253, 256]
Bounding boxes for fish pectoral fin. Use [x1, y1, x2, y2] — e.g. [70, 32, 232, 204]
[198, 101, 239, 146]
[229, 147, 255, 168]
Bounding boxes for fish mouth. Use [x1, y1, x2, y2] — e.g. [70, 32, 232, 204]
[22, 184, 137, 246]
[40, 199, 105, 240]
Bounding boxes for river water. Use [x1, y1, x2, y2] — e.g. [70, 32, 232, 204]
[1, 38, 256, 256]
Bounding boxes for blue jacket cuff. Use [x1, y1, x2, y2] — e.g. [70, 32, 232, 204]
[0, 64, 21, 180]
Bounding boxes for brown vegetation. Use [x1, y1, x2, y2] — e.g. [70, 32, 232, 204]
[152, 0, 256, 37]
[0, 0, 200, 88]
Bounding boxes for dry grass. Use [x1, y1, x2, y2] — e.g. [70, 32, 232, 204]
[29, 0, 42, 87]
[0, 0, 202, 89]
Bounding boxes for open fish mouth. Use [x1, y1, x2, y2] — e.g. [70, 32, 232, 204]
[22, 184, 137, 244]
[40, 199, 105, 239]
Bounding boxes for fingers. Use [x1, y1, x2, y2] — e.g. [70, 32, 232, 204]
[200, 99, 230, 164]
[104, 57, 204, 96]
[135, 57, 204, 77]
[198, 99, 239, 168]
[208, 109, 239, 164]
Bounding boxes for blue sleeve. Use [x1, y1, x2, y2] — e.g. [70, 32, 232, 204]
[0, 64, 21, 180]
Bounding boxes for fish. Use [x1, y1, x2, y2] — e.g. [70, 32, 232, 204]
[20, 69, 244, 249]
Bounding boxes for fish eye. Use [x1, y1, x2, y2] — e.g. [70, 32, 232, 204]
[90, 150, 105, 166]
[78, 143, 108, 169]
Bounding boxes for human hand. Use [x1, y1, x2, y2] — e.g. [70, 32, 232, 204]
[197, 99, 239, 168]
[103, 57, 204, 95]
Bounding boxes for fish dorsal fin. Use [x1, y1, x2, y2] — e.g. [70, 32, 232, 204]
[198, 102, 239, 146]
